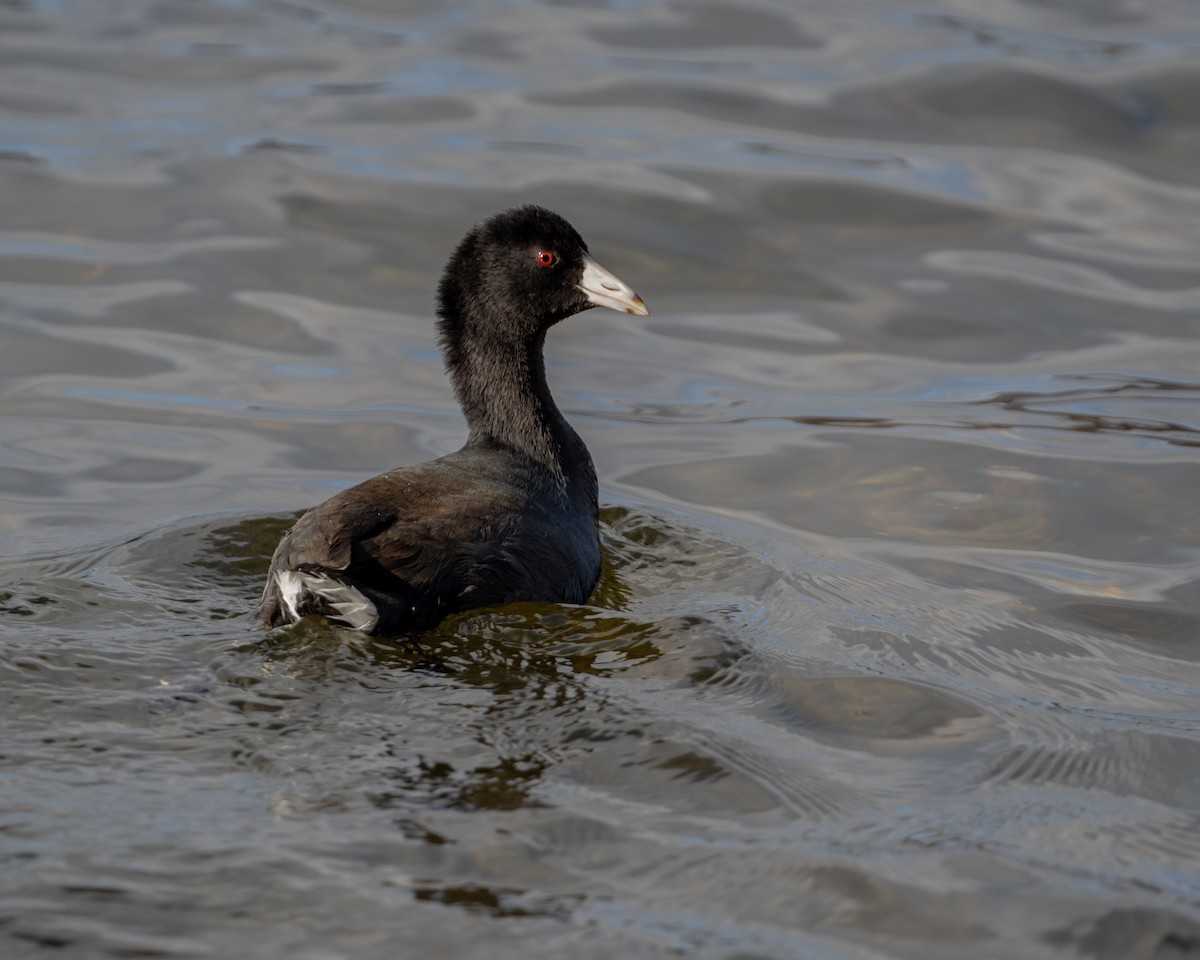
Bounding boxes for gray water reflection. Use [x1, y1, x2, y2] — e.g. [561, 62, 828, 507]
[3, 1, 1200, 958]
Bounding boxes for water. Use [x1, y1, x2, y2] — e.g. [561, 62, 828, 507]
[3, 1, 1200, 957]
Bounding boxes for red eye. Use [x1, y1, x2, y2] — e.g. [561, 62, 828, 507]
[536, 250, 556, 267]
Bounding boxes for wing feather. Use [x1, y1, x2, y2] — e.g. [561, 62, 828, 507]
[256, 456, 531, 631]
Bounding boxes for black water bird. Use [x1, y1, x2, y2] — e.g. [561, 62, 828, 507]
[256, 205, 649, 635]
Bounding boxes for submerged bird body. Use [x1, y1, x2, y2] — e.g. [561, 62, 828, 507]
[259, 442, 599, 634]
[256, 206, 648, 635]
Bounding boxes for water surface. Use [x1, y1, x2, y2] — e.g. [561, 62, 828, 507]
[3, 1, 1200, 958]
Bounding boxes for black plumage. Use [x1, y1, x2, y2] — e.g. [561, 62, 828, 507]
[256, 205, 649, 635]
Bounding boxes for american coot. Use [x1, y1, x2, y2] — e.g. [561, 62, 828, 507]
[256, 205, 649, 635]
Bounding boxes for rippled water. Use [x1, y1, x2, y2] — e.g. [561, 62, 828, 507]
[3, 1, 1200, 958]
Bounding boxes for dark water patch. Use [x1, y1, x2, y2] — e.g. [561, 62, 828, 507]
[0, 88, 78, 116]
[0, 46, 336, 85]
[369, 750, 551, 813]
[177, 514, 293, 592]
[0, 461, 70, 497]
[1046, 599, 1200, 661]
[840, 616, 1134, 709]
[876, 64, 1155, 143]
[106, 292, 333, 353]
[450, 28, 524, 61]
[978, 376, 1200, 446]
[586, 1, 820, 51]
[328, 95, 476, 125]
[1133, 68, 1200, 126]
[280, 192, 459, 284]
[768, 675, 983, 742]
[413, 882, 581, 919]
[601, 504, 784, 605]
[242, 137, 328, 156]
[986, 728, 1200, 808]
[912, 11, 1149, 55]
[884, 308, 1005, 344]
[530, 65, 1149, 147]
[0, 170, 140, 237]
[0, 324, 176, 378]
[763, 180, 992, 229]
[268, 418, 426, 472]
[624, 434, 1200, 562]
[531, 81, 808, 135]
[82, 456, 203, 485]
[1045, 907, 1200, 960]
[0, 149, 46, 167]
[146, 0, 264, 28]
[311, 80, 396, 97]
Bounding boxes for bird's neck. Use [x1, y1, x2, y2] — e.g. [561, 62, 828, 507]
[449, 330, 591, 489]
